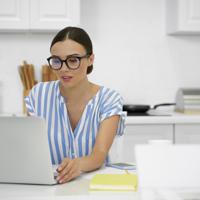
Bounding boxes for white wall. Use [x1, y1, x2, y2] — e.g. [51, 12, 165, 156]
[0, 0, 200, 113]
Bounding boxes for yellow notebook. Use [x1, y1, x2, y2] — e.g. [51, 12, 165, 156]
[89, 173, 137, 191]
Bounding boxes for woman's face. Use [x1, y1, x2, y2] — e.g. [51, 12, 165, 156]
[50, 39, 94, 88]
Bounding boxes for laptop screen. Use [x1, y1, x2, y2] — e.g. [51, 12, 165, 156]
[0, 116, 57, 185]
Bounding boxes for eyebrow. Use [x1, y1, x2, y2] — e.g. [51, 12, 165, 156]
[51, 53, 83, 58]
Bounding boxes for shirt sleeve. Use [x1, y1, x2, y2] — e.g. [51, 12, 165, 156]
[24, 85, 37, 116]
[100, 90, 126, 136]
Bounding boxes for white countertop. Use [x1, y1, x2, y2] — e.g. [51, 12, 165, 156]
[125, 111, 200, 124]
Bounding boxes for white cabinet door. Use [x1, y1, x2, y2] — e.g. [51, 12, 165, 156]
[0, 0, 79, 31]
[0, 0, 29, 30]
[166, 0, 200, 34]
[175, 124, 200, 143]
[120, 124, 173, 163]
[30, 0, 80, 31]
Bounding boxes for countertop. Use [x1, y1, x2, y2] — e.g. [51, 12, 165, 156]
[125, 111, 200, 124]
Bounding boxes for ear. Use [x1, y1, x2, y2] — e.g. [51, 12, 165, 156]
[88, 54, 94, 66]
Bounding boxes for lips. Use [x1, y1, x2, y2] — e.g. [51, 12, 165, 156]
[61, 76, 73, 82]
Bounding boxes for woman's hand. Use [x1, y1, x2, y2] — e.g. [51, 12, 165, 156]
[56, 158, 82, 184]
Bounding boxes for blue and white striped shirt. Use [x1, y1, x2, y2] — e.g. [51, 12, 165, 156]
[25, 81, 125, 165]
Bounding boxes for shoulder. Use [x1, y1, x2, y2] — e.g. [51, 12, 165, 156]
[100, 86, 123, 100]
[25, 81, 60, 114]
[98, 86, 123, 108]
[31, 80, 59, 94]
[32, 80, 59, 89]
[97, 86, 125, 123]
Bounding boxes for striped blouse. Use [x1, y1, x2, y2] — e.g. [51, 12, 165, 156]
[25, 81, 125, 165]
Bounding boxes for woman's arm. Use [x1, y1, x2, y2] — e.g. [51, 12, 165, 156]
[79, 115, 120, 171]
[56, 115, 120, 183]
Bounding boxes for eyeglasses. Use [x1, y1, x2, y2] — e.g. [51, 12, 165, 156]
[47, 54, 89, 70]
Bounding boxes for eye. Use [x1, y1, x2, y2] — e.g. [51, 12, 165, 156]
[67, 57, 79, 64]
[50, 57, 61, 67]
[51, 57, 61, 65]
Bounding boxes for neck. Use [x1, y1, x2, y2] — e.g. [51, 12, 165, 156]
[60, 78, 92, 103]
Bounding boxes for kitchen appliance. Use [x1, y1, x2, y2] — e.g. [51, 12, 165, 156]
[175, 88, 200, 114]
[123, 103, 175, 116]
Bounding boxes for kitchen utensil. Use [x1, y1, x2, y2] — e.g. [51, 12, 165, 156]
[42, 64, 57, 82]
[18, 60, 37, 113]
[123, 103, 176, 116]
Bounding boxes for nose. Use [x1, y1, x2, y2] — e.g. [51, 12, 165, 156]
[60, 62, 70, 71]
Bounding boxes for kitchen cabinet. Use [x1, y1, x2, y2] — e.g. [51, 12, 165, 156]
[114, 114, 200, 163]
[175, 124, 200, 143]
[117, 124, 173, 163]
[0, 0, 80, 31]
[0, 0, 29, 30]
[166, 0, 200, 34]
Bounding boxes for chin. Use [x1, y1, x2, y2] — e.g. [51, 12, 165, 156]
[60, 79, 75, 88]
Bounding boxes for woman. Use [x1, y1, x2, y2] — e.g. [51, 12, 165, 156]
[25, 27, 125, 184]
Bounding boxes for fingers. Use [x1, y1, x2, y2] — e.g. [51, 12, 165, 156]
[56, 158, 81, 184]
[57, 158, 70, 172]
[59, 168, 79, 183]
[56, 159, 71, 183]
[57, 161, 73, 181]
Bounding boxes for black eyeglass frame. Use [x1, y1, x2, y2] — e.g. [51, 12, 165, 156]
[47, 54, 89, 70]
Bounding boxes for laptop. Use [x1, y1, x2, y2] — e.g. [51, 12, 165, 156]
[135, 144, 200, 199]
[0, 116, 58, 185]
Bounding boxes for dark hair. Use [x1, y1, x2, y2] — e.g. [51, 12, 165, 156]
[50, 27, 93, 74]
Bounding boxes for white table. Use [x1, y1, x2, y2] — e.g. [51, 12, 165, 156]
[1, 167, 200, 200]
[0, 167, 142, 200]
